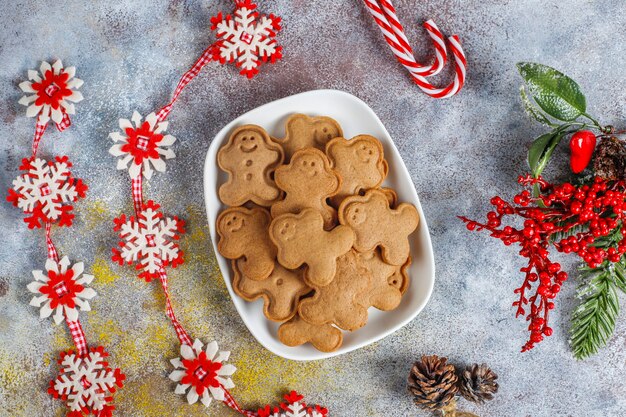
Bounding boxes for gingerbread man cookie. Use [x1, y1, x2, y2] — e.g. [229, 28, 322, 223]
[298, 251, 371, 331]
[217, 124, 284, 207]
[272, 148, 340, 229]
[339, 189, 419, 265]
[276, 113, 343, 161]
[278, 314, 344, 352]
[269, 208, 354, 287]
[326, 135, 388, 206]
[356, 250, 404, 311]
[232, 260, 311, 322]
[217, 206, 276, 280]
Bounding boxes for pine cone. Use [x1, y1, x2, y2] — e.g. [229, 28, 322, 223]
[408, 355, 459, 410]
[458, 363, 499, 404]
[594, 136, 626, 180]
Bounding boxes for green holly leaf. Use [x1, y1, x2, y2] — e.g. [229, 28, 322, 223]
[517, 62, 586, 121]
[528, 130, 566, 177]
[519, 87, 557, 128]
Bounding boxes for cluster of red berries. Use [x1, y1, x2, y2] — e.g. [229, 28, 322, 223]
[460, 175, 626, 351]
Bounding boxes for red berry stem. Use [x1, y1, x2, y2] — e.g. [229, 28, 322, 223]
[460, 175, 626, 351]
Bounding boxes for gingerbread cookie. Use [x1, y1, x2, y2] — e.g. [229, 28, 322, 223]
[270, 208, 354, 287]
[217, 207, 276, 280]
[394, 255, 412, 295]
[339, 189, 419, 265]
[298, 251, 371, 331]
[276, 113, 342, 161]
[326, 135, 388, 206]
[379, 187, 398, 208]
[356, 250, 403, 311]
[278, 314, 343, 352]
[272, 148, 340, 229]
[217, 124, 283, 207]
[232, 260, 311, 322]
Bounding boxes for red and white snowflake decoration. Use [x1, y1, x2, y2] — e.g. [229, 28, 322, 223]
[169, 339, 236, 407]
[108, 111, 177, 179]
[48, 346, 125, 417]
[7, 156, 88, 229]
[112, 200, 185, 281]
[18, 60, 84, 125]
[257, 391, 328, 417]
[210, 0, 283, 78]
[27, 256, 96, 325]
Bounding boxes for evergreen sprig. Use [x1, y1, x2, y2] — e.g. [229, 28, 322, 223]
[570, 227, 626, 360]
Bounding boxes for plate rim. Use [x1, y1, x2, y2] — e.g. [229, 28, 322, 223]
[203, 88, 435, 361]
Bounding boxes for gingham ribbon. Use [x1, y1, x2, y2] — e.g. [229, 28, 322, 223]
[31, 114, 72, 159]
[45, 222, 59, 262]
[155, 44, 217, 123]
[66, 318, 89, 357]
[157, 267, 193, 347]
[131, 175, 143, 215]
[31, 119, 48, 159]
[223, 388, 257, 417]
[364, 0, 467, 98]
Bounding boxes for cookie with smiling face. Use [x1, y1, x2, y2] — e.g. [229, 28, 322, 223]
[218, 125, 284, 207]
[269, 208, 354, 287]
[275, 114, 343, 161]
[339, 189, 419, 266]
[272, 148, 341, 230]
[326, 135, 388, 207]
[216, 206, 276, 280]
[232, 260, 311, 322]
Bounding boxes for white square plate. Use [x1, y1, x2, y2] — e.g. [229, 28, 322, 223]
[204, 89, 435, 360]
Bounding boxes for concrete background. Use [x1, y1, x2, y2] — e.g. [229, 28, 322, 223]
[1, 1, 625, 416]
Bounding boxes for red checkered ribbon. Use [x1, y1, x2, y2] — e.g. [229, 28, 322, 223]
[131, 175, 143, 215]
[156, 44, 217, 123]
[157, 267, 193, 347]
[223, 388, 257, 417]
[45, 222, 59, 262]
[31, 119, 48, 159]
[66, 318, 89, 357]
[363, 0, 467, 98]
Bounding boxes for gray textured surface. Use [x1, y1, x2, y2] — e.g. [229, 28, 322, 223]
[1, 1, 626, 416]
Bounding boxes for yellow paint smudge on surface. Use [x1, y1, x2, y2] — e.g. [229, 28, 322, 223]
[84, 200, 110, 230]
[91, 257, 120, 286]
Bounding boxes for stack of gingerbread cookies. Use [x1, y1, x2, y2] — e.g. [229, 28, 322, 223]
[216, 114, 419, 352]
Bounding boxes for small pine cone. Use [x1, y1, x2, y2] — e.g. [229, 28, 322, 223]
[458, 363, 499, 404]
[408, 355, 459, 410]
[594, 136, 626, 180]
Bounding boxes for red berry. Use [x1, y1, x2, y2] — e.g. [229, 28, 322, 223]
[569, 130, 597, 174]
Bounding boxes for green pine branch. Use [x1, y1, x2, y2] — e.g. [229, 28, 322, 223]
[570, 258, 626, 360]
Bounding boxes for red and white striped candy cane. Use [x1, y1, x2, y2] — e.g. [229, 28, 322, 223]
[364, 0, 467, 98]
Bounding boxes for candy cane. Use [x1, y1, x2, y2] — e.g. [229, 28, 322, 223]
[363, 0, 467, 98]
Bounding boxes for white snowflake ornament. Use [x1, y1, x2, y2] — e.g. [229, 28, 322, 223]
[108, 111, 176, 179]
[49, 347, 125, 415]
[27, 256, 96, 325]
[18, 59, 84, 125]
[211, 0, 283, 78]
[7, 157, 87, 229]
[169, 339, 236, 407]
[112, 200, 185, 281]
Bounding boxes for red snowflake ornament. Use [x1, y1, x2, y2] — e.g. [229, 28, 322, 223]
[112, 200, 185, 281]
[48, 346, 125, 417]
[28, 256, 96, 325]
[7, 156, 88, 229]
[18, 59, 84, 126]
[210, 0, 283, 78]
[257, 391, 328, 417]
